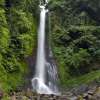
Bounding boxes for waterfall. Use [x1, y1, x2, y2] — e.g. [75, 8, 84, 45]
[32, 0, 60, 95]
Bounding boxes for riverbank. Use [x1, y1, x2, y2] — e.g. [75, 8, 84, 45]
[1, 81, 100, 100]
[2, 87, 100, 100]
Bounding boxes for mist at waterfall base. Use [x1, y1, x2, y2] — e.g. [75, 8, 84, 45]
[31, 4, 60, 95]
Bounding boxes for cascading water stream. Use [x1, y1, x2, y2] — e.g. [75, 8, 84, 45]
[32, 0, 60, 95]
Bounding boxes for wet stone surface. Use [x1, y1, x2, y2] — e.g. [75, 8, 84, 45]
[2, 86, 100, 100]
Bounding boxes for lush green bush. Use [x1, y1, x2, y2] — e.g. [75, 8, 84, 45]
[52, 26, 100, 78]
[0, 0, 37, 92]
[51, 0, 100, 86]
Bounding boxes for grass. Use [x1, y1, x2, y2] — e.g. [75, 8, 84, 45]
[61, 70, 100, 88]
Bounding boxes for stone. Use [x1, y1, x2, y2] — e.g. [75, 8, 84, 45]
[83, 93, 89, 99]
[72, 84, 89, 95]
[26, 88, 33, 97]
[77, 95, 83, 100]
[88, 94, 93, 100]
[87, 91, 94, 95]
[0, 91, 3, 99]
[70, 96, 77, 100]
[95, 87, 100, 93]
[11, 96, 16, 100]
[22, 96, 28, 100]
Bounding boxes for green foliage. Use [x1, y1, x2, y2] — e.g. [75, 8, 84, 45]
[66, 49, 89, 68]
[0, 0, 37, 92]
[0, 0, 4, 5]
[51, 0, 100, 86]
[7, 8, 37, 57]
